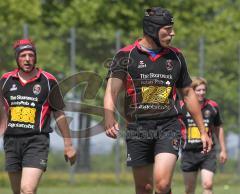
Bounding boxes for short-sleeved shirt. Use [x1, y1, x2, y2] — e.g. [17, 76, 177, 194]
[181, 99, 223, 150]
[107, 39, 192, 122]
[0, 68, 65, 136]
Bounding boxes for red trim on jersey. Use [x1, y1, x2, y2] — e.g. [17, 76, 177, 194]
[206, 99, 218, 107]
[120, 44, 136, 52]
[1, 69, 18, 79]
[20, 69, 56, 86]
[5, 68, 44, 86]
[116, 39, 139, 52]
[19, 79, 26, 86]
[201, 99, 218, 109]
[126, 74, 137, 107]
[148, 49, 169, 62]
[42, 71, 57, 81]
[24, 69, 43, 84]
[169, 47, 182, 53]
[172, 87, 177, 101]
[40, 100, 50, 130]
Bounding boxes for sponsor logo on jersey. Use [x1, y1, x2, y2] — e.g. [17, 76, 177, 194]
[166, 81, 171, 86]
[140, 73, 172, 79]
[138, 61, 147, 68]
[33, 84, 41, 95]
[166, 59, 173, 71]
[204, 110, 211, 118]
[10, 106, 36, 124]
[10, 84, 17, 91]
[141, 86, 172, 104]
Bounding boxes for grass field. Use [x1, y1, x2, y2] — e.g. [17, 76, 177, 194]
[0, 184, 239, 194]
[0, 172, 240, 194]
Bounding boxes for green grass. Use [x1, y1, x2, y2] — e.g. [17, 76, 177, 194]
[0, 184, 239, 194]
[1, 172, 240, 194]
[0, 185, 134, 194]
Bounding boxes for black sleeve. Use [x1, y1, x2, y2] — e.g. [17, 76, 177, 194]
[106, 50, 128, 81]
[175, 52, 192, 88]
[48, 79, 65, 111]
[213, 106, 223, 126]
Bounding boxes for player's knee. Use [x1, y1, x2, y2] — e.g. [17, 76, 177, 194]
[20, 185, 36, 194]
[135, 183, 153, 194]
[155, 180, 171, 193]
[202, 180, 213, 190]
[145, 183, 154, 193]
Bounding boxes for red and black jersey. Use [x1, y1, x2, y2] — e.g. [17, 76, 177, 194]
[0, 68, 65, 136]
[107, 39, 192, 122]
[181, 99, 223, 150]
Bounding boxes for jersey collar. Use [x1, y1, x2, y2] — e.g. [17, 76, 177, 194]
[135, 39, 170, 61]
[12, 68, 43, 84]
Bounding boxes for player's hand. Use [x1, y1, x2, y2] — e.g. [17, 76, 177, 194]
[201, 132, 212, 153]
[105, 117, 119, 139]
[64, 145, 77, 166]
[219, 150, 227, 164]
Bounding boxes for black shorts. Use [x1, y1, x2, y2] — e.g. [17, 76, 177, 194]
[3, 133, 50, 172]
[181, 148, 217, 173]
[125, 118, 182, 167]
